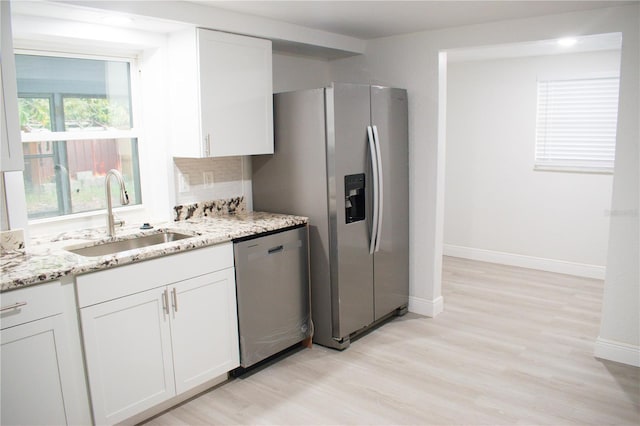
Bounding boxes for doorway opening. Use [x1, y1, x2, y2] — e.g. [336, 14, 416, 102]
[437, 33, 621, 283]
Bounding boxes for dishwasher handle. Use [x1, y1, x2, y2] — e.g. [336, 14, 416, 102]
[268, 245, 284, 254]
[242, 238, 303, 261]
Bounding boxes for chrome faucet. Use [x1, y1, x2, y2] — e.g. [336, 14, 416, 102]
[105, 169, 130, 237]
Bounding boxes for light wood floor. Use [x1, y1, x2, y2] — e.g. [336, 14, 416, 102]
[144, 256, 639, 425]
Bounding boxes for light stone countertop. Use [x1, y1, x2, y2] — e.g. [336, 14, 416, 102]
[0, 212, 307, 292]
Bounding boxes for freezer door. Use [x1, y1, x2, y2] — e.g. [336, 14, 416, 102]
[327, 84, 375, 339]
[371, 86, 409, 320]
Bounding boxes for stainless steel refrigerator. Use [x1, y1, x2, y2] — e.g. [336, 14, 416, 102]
[252, 83, 409, 350]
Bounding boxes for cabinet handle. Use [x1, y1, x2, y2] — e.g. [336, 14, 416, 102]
[268, 245, 284, 254]
[172, 288, 178, 312]
[162, 289, 169, 315]
[0, 301, 27, 312]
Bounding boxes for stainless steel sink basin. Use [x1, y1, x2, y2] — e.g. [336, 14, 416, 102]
[66, 231, 193, 257]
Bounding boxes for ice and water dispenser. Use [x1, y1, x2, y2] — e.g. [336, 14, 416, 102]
[345, 173, 365, 224]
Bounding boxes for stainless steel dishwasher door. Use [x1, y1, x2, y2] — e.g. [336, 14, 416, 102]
[233, 226, 310, 368]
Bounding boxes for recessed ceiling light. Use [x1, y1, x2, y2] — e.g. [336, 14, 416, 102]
[557, 37, 577, 47]
[102, 15, 133, 26]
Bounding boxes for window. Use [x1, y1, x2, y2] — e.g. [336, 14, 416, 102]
[16, 53, 141, 220]
[534, 76, 619, 173]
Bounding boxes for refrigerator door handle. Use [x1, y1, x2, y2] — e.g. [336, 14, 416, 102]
[372, 125, 384, 253]
[367, 125, 380, 255]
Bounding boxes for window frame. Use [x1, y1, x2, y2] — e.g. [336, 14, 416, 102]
[14, 48, 145, 223]
[533, 73, 620, 174]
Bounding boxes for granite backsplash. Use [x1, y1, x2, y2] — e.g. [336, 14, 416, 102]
[173, 197, 246, 221]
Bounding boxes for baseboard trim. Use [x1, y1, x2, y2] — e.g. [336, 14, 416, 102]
[594, 337, 640, 367]
[409, 296, 444, 318]
[443, 244, 605, 279]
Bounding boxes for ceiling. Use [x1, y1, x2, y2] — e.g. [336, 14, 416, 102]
[10, 0, 633, 60]
[190, 0, 636, 40]
[447, 32, 621, 62]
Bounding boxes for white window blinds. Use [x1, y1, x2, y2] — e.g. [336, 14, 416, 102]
[535, 76, 619, 173]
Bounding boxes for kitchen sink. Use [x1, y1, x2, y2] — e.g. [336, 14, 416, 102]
[65, 231, 194, 257]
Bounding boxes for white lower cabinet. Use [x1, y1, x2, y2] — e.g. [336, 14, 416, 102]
[80, 287, 176, 424]
[1, 315, 68, 425]
[1, 280, 90, 426]
[170, 269, 239, 394]
[77, 244, 239, 425]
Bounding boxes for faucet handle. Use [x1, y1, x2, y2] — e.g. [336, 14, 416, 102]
[113, 217, 125, 228]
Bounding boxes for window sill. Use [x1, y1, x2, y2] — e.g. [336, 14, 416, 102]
[27, 204, 148, 237]
[28, 204, 145, 226]
[533, 165, 614, 175]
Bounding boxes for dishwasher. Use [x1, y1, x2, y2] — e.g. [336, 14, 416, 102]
[233, 225, 311, 369]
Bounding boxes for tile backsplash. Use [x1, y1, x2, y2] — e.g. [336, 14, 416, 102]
[173, 157, 245, 205]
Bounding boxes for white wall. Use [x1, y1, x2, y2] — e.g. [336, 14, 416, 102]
[273, 52, 331, 93]
[596, 5, 640, 366]
[330, 4, 639, 365]
[444, 50, 619, 278]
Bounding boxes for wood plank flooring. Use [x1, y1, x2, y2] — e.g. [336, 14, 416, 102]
[144, 256, 639, 425]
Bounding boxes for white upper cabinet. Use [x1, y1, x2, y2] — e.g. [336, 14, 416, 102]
[168, 28, 273, 157]
[1, 1, 24, 171]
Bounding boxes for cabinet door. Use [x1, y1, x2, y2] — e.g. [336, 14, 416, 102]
[197, 29, 273, 157]
[1, 315, 68, 426]
[170, 268, 239, 394]
[1, 1, 24, 172]
[80, 288, 175, 425]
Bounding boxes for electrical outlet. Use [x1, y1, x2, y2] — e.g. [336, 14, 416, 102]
[178, 173, 190, 192]
[203, 171, 214, 188]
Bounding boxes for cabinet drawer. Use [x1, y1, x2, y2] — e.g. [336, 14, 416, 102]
[0, 281, 63, 330]
[76, 243, 234, 308]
